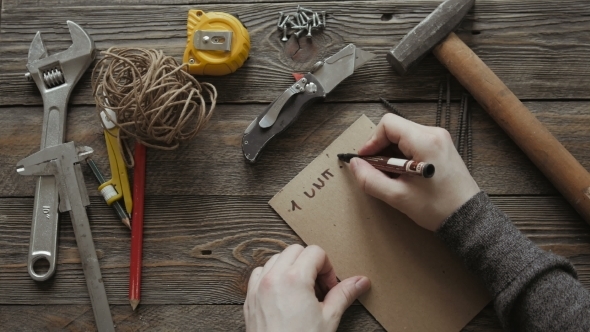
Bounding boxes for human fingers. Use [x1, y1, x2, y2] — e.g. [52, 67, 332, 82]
[291, 245, 335, 283]
[316, 266, 339, 294]
[247, 266, 264, 293]
[261, 253, 280, 275]
[245, 266, 264, 315]
[323, 276, 371, 319]
[349, 158, 408, 204]
[270, 244, 305, 272]
[358, 113, 417, 157]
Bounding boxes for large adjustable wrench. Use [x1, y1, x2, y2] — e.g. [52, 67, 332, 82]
[25, 21, 95, 280]
[17, 142, 115, 331]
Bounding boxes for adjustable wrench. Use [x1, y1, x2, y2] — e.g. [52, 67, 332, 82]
[24, 21, 95, 281]
[17, 142, 115, 332]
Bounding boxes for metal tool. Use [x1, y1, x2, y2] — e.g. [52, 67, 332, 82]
[17, 142, 115, 332]
[276, 6, 327, 42]
[242, 44, 376, 162]
[24, 21, 96, 281]
[386, 0, 590, 223]
[183, 10, 250, 76]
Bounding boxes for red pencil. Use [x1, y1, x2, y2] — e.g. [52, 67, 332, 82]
[130, 143, 146, 310]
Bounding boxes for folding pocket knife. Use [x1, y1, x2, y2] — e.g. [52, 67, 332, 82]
[242, 44, 376, 162]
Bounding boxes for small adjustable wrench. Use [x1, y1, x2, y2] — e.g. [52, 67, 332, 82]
[17, 142, 115, 332]
[24, 21, 95, 280]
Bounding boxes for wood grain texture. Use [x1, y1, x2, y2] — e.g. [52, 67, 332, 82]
[0, 304, 386, 331]
[0, 304, 508, 331]
[2, 0, 371, 8]
[1, 101, 589, 197]
[1, 195, 589, 306]
[0, 195, 587, 330]
[2, 0, 590, 106]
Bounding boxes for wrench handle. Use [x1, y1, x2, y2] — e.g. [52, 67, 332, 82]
[28, 99, 69, 280]
[433, 32, 590, 223]
[40, 100, 68, 148]
[28, 176, 59, 280]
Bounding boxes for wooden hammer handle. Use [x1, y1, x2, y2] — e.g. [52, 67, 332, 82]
[433, 32, 590, 224]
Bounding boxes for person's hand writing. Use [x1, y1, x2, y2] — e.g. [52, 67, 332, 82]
[350, 113, 480, 231]
[244, 244, 371, 332]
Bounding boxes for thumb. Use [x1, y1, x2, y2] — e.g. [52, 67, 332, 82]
[323, 276, 371, 319]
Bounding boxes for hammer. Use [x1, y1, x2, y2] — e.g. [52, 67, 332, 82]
[387, 0, 590, 224]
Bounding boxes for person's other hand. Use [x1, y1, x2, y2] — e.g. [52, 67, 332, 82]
[350, 113, 480, 231]
[244, 244, 371, 332]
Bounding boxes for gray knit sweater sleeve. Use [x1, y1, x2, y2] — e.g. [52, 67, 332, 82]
[436, 191, 590, 331]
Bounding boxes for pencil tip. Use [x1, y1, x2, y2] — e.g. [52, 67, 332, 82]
[123, 218, 131, 230]
[337, 153, 358, 163]
[130, 299, 140, 310]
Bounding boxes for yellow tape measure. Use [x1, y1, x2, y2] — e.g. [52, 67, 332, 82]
[183, 10, 250, 76]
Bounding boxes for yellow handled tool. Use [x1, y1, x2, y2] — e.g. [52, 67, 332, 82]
[183, 10, 250, 76]
[99, 108, 133, 216]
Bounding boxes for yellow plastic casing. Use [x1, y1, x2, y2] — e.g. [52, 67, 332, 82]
[183, 10, 250, 76]
[99, 127, 133, 214]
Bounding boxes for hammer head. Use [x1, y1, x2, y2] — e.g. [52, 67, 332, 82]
[387, 0, 474, 75]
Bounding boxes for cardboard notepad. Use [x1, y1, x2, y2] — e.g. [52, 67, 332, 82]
[269, 115, 490, 332]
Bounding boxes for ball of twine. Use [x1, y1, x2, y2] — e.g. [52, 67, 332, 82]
[91, 47, 217, 167]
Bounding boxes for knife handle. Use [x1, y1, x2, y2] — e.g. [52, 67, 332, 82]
[242, 73, 325, 163]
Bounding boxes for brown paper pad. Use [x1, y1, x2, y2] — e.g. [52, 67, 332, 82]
[269, 115, 490, 332]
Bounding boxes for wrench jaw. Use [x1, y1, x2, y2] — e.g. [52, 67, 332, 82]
[26, 21, 96, 95]
[66, 21, 95, 60]
[27, 32, 48, 63]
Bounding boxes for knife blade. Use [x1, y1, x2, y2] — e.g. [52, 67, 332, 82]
[242, 44, 376, 163]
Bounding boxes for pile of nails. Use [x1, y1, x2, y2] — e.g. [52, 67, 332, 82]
[277, 6, 326, 41]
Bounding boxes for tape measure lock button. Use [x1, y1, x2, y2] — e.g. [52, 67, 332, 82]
[195, 30, 232, 51]
[183, 10, 250, 76]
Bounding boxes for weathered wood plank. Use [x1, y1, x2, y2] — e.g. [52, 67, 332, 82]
[0, 303, 507, 331]
[2, 0, 375, 9]
[1, 195, 589, 306]
[2, 0, 590, 105]
[0, 305, 385, 331]
[1, 101, 589, 197]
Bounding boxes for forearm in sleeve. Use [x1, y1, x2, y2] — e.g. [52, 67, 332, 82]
[435, 191, 590, 331]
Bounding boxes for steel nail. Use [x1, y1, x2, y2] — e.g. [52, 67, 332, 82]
[301, 11, 310, 22]
[299, 13, 308, 26]
[299, 6, 314, 14]
[277, 11, 284, 26]
[294, 29, 306, 38]
[282, 27, 288, 41]
[321, 11, 326, 27]
[280, 14, 290, 28]
[306, 23, 312, 38]
[277, 12, 285, 30]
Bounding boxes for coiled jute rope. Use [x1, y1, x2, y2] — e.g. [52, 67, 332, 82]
[91, 47, 217, 167]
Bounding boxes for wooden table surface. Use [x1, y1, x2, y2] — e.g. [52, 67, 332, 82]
[1, 0, 590, 330]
